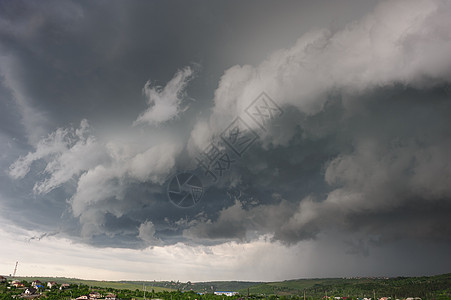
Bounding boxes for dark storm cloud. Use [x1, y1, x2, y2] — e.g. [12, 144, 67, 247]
[1, 0, 451, 275]
[184, 0, 451, 250]
[184, 87, 451, 245]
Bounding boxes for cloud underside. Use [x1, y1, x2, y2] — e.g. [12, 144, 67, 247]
[4, 0, 451, 251]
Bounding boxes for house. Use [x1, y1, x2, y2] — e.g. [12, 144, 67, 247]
[47, 281, 57, 289]
[0, 275, 6, 283]
[25, 287, 38, 295]
[11, 280, 24, 288]
[105, 293, 117, 300]
[214, 291, 238, 296]
[59, 283, 70, 290]
[31, 280, 43, 288]
[75, 296, 88, 300]
[89, 291, 102, 299]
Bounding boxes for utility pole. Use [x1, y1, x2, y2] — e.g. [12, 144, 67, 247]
[373, 290, 376, 300]
[304, 289, 306, 300]
[143, 284, 146, 300]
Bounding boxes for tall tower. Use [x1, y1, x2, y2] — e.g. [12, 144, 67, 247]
[12, 262, 18, 277]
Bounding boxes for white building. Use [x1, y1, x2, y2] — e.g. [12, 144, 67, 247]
[214, 291, 238, 296]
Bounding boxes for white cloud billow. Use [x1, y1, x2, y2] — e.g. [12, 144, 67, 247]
[33, 120, 106, 194]
[9, 119, 182, 238]
[8, 119, 104, 195]
[70, 141, 181, 238]
[134, 66, 194, 126]
[138, 220, 161, 246]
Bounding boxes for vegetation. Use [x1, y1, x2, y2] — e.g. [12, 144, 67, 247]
[0, 273, 449, 300]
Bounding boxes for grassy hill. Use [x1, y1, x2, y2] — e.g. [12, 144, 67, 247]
[237, 273, 451, 298]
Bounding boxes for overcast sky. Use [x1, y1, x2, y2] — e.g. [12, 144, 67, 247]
[1, 0, 451, 282]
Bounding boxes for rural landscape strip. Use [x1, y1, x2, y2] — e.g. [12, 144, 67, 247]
[0, 273, 450, 300]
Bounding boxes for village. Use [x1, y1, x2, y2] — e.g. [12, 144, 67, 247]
[0, 276, 121, 300]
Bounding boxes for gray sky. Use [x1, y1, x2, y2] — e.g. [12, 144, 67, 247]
[1, 0, 451, 281]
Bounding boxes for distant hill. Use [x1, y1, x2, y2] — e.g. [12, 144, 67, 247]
[120, 280, 261, 293]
